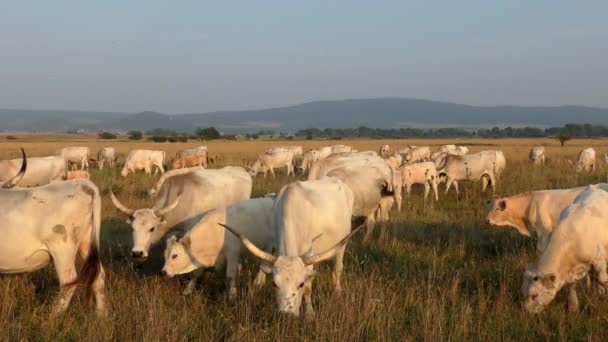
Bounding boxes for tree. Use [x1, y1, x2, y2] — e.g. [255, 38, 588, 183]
[128, 130, 143, 140]
[195, 127, 221, 140]
[98, 132, 117, 139]
[557, 134, 571, 147]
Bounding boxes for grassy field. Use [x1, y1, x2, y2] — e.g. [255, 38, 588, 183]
[1, 136, 608, 340]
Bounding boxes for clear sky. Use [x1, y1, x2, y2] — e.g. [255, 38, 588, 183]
[1, 1, 606, 113]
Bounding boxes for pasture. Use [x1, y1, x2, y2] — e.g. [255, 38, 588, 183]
[1, 136, 608, 340]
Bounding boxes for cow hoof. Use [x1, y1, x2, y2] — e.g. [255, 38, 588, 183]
[305, 310, 316, 321]
[183, 287, 194, 296]
[228, 288, 237, 300]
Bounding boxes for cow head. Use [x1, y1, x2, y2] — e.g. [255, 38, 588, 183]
[484, 198, 508, 225]
[247, 160, 263, 177]
[162, 235, 199, 276]
[110, 190, 182, 264]
[219, 223, 362, 317]
[521, 267, 564, 313]
[120, 166, 129, 177]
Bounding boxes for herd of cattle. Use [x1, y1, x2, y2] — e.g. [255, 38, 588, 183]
[0, 143, 607, 319]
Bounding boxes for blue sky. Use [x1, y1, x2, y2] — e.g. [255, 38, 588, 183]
[1, 1, 606, 112]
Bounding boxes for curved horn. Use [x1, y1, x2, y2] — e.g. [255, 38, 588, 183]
[302, 223, 365, 266]
[3, 148, 27, 189]
[110, 190, 135, 216]
[218, 223, 277, 263]
[154, 184, 184, 216]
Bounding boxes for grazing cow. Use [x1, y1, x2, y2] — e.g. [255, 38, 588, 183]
[162, 198, 275, 296]
[59, 147, 90, 170]
[66, 170, 90, 180]
[267, 146, 303, 158]
[436, 150, 505, 194]
[0, 155, 66, 187]
[177, 146, 208, 168]
[111, 167, 252, 264]
[400, 161, 439, 201]
[404, 146, 431, 163]
[522, 188, 608, 313]
[379, 145, 390, 157]
[221, 177, 361, 318]
[121, 149, 165, 177]
[97, 147, 116, 170]
[172, 154, 205, 169]
[331, 145, 352, 154]
[248, 150, 295, 178]
[485, 186, 590, 252]
[0, 150, 107, 316]
[297, 148, 331, 173]
[574, 147, 595, 172]
[308, 153, 394, 240]
[529, 146, 545, 166]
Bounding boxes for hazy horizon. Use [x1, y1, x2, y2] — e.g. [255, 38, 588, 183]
[2, 1, 607, 113]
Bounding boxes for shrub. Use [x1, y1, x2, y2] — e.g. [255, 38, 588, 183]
[98, 132, 117, 139]
[6, 135, 17, 140]
[128, 130, 143, 140]
[148, 135, 167, 143]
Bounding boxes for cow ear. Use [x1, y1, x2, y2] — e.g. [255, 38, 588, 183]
[167, 235, 177, 247]
[127, 215, 134, 224]
[260, 263, 272, 274]
[499, 200, 507, 211]
[160, 216, 168, 225]
[306, 269, 317, 280]
[181, 236, 192, 249]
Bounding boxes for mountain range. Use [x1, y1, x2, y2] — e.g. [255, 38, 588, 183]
[1, 98, 607, 133]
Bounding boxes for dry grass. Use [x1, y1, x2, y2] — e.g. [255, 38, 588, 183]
[1, 136, 608, 340]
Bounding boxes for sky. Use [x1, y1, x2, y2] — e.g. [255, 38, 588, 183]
[0, 1, 607, 113]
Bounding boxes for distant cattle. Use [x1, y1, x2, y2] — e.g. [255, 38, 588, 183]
[97, 147, 116, 170]
[574, 148, 595, 172]
[331, 145, 352, 154]
[436, 150, 505, 194]
[529, 146, 545, 166]
[173, 154, 205, 169]
[297, 147, 334, 173]
[121, 149, 165, 177]
[248, 150, 295, 178]
[176, 146, 208, 168]
[404, 146, 431, 163]
[266, 146, 303, 158]
[379, 145, 390, 157]
[59, 147, 90, 170]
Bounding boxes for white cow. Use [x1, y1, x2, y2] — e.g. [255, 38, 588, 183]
[0, 155, 66, 187]
[574, 147, 595, 172]
[59, 147, 90, 170]
[121, 149, 165, 177]
[529, 146, 545, 166]
[395, 146, 415, 155]
[436, 150, 505, 194]
[400, 161, 439, 201]
[0, 152, 107, 316]
[523, 187, 608, 313]
[267, 146, 303, 158]
[331, 145, 352, 153]
[404, 146, 431, 163]
[379, 145, 390, 157]
[221, 177, 362, 318]
[162, 198, 275, 296]
[97, 147, 116, 170]
[248, 150, 295, 178]
[431, 146, 468, 162]
[111, 166, 252, 264]
[176, 146, 208, 168]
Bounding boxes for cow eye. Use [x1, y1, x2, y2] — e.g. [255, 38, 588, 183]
[149, 227, 155, 232]
[531, 294, 538, 300]
[298, 282, 305, 289]
[171, 254, 178, 259]
[272, 281, 279, 288]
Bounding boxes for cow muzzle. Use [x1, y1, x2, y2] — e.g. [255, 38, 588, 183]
[131, 250, 148, 266]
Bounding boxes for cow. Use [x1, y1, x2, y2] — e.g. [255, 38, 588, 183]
[59, 147, 90, 170]
[455, 146, 469, 155]
[485, 186, 591, 252]
[297, 147, 334, 174]
[331, 145, 352, 154]
[438, 145, 456, 153]
[172, 154, 205, 169]
[97, 147, 116, 170]
[162, 198, 275, 296]
[385, 154, 403, 170]
[248, 150, 295, 178]
[395, 146, 415, 155]
[111, 166, 252, 264]
[574, 147, 595, 172]
[266, 146, 303, 158]
[0, 150, 107, 316]
[121, 149, 165, 177]
[431, 146, 468, 162]
[66, 170, 90, 180]
[400, 161, 439, 201]
[404, 146, 431, 163]
[0, 155, 66, 187]
[436, 150, 505, 194]
[308, 153, 394, 240]
[379, 145, 390, 157]
[176, 146, 208, 168]
[220, 176, 362, 318]
[529, 146, 545, 166]
[522, 187, 608, 314]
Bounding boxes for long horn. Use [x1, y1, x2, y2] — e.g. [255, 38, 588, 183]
[155, 183, 184, 216]
[110, 190, 135, 215]
[302, 223, 365, 266]
[3, 148, 27, 189]
[218, 223, 277, 263]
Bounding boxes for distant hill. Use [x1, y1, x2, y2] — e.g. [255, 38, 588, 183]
[1, 98, 608, 133]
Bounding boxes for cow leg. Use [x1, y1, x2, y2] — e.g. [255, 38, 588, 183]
[225, 252, 240, 299]
[183, 268, 205, 295]
[406, 184, 412, 197]
[158, 163, 165, 175]
[423, 182, 430, 200]
[481, 176, 489, 192]
[303, 266, 315, 320]
[432, 181, 439, 201]
[567, 283, 579, 313]
[452, 181, 459, 195]
[270, 167, 275, 178]
[363, 213, 376, 242]
[332, 246, 347, 293]
[592, 255, 608, 295]
[444, 178, 453, 194]
[49, 248, 79, 317]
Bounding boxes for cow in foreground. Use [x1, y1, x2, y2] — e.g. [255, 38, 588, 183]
[121, 149, 165, 177]
[0, 150, 106, 316]
[529, 146, 545, 166]
[221, 177, 361, 318]
[97, 147, 116, 170]
[248, 150, 295, 178]
[573, 147, 595, 172]
[522, 187, 608, 313]
[0, 155, 66, 187]
[111, 167, 252, 264]
[162, 198, 275, 296]
[59, 147, 90, 170]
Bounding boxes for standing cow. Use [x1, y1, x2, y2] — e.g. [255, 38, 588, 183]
[121, 149, 165, 177]
[59, 147, 90, 171]
[97, 147, 116, 170]
[573, 147, 595, 172]
[529, 146, 545, 166]
[248, 150, 295, 178]
[176, 146, 208, 168]
[400, 161, 439, 201]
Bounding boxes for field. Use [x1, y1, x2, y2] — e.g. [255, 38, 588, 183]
[1, 136, 608, 341]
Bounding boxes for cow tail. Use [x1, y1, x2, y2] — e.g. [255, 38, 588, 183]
[64, 182, 103, 297]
